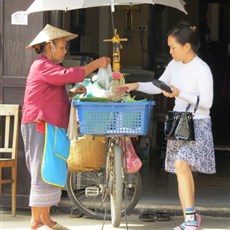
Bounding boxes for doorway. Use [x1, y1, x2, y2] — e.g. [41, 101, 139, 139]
[199, 0, 230, 147]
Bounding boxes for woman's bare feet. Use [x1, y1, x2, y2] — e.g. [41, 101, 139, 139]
[30, 220, 43, 229]
[40, 216, 56, 228]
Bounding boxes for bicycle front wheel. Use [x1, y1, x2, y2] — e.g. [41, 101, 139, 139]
[66, 170, 142, 220]
[110, 143, 123, 227]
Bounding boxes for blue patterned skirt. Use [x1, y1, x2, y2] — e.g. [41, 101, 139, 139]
[165, 118, 216, 174]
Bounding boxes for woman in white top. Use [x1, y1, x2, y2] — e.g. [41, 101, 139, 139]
[116, 21, 216, 230]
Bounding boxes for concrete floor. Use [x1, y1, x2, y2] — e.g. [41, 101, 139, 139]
[1, 150, 230, 230]
[135, 161, 230, 216]
[1, 211, 230, 230]
[0, 153, 230, 230]
[59, 151, 230, 218]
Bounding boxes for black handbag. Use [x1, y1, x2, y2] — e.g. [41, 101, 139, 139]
[164, 96, 199, 141]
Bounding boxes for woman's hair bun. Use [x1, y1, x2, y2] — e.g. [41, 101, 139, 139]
[190, 26, 197, 32]
[177, 21, 198, 32]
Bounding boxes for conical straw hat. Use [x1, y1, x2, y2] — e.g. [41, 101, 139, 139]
[26, 24, 78, 49]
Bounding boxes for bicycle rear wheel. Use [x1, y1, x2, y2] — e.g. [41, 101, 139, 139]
[66, 170, 142, 220]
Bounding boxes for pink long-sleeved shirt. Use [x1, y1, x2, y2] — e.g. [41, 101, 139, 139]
[22, 55, 85, 128]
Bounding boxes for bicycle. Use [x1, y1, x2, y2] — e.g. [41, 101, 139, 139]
[66, 100, 155, 228]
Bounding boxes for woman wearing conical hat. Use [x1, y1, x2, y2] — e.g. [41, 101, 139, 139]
[21, 24, 110, 230]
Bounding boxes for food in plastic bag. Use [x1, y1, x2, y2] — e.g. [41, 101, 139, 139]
[72, 78, 93, 100]
[72, 78, 111, 100]
[121, 137, 142, 173]
[71, 65, 131, 102]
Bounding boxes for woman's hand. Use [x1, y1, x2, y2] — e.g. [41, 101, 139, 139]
[69, 85, 87, 98]
[83, 56, 111, 77]
[74, 85, 87, 95]
[115, 83, 139, 95]
[96, 56, 111, 68]
[162, 85, 180, 98]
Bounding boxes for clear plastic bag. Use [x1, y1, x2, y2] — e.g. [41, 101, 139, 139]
[97, 64, 113, 90]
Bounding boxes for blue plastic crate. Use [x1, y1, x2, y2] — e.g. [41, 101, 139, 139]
[73, 101, 155, 135]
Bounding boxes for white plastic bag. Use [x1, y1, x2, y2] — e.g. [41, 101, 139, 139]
[97, 64, 113, 90]
[90, 81, 109, 98]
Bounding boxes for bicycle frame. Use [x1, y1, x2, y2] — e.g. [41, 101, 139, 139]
[66, 135, 142, 228]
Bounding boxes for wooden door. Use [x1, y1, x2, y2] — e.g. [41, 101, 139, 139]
[0, 0, 45, 208]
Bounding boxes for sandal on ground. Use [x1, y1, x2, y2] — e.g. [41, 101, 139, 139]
[173, 226, 184, 230]
[185, 213, 201, 230]
[173, 214, 201, 230]
[139, 213, 155, 222]
[37, 226, 53, 230]
[51, 223, 70, 230]
[196, 213, 201, 229]
[155, 212, 171, 221]
[185, 226, 198, 230]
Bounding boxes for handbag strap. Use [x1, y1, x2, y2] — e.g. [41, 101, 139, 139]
[185, 96, 200, 113]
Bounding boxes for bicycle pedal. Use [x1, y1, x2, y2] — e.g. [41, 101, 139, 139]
[126, 183, 133, 188]
[85, 186, 100, 197]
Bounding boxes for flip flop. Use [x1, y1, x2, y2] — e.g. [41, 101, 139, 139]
[173, 225, 185, 230]
[139, 213, 155, 222]
[155, 212, 171, 221]
[185, 226, 198, 230]
[37, 226, 53, 230]
[51, 223, 70, 230]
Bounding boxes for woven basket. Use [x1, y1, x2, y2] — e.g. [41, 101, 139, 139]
[67, 135, 106, 172]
